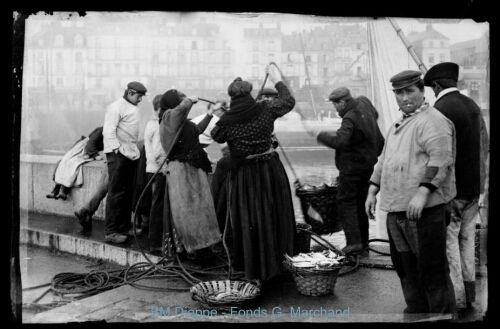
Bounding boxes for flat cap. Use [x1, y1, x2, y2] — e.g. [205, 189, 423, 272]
[328, 87, 351, 102]
[390, 70, 422, 90]
[127, 81, 147, 95]
[261, 88, 278, 96]
[423, 62, 459, 86]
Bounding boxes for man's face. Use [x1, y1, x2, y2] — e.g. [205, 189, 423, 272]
[430, 81, 441, 98]
[332, 100, 345, 113]
[128, 92, 143, 105]
[394, 84, 424, 114]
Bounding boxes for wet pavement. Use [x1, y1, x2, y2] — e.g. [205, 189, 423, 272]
[20, 211, 489, 323]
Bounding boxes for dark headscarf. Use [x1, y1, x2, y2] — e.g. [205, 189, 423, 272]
[159, 89, 182, 123]
[227, 77, 253, 100]
[216, 78, 262, 127]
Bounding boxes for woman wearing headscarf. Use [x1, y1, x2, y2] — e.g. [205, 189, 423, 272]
[157, 89, 222, 259]
[210, 66, 297, 282]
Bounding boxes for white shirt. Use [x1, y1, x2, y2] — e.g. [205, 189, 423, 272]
[435, 87, 459, 103]
[103, 97, 140, 160]
[191, 113, 219, 145]
[143, 116, 162, 173]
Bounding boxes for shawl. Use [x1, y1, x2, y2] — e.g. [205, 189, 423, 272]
[215, 94, 262, 127]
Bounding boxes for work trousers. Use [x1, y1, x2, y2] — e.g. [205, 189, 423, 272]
[105, 152, 135, 235]
[387, 204, 456, 315]
[446, 197, 478, 308]
[148, 172, 165, 249]
[82, 168, 108, 215]
[336, 172, 371, 247]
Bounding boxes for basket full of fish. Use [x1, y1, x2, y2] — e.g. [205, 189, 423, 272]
[283, 249, 345, 296]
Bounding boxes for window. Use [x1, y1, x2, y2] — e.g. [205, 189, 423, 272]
[429, 40, 434, 48]
[252, 66, 259, 77]
[223, 52, 229, 62]
[57, 77, 63, 86]
[253, 53, 259, 64]
[134, 49, 140, 60]
[209, 52, 215, 63]
[75, 52, 83, 74]
[287, 53, 292, 62]
[135, 64, 140, 75]
[268, 53, 274, 62]
[223, 66, 230, 77]
[252, 41, 258, 52]
[269, 41, 275, 51]
[470, 82, 479, 98]
[191, 28, 197, 36]
[56, 53, 63, 74]
[191, 51, 198, 62]
[441, 41, 445, 48]
[323, 54, 328, 62]
[286, 65, 293, 76]
[439, 53, 446, 63]
[305, 55, 311, 62]
[429, 53, 435, 65]
[179, 53, 186, 63]
[74, 34, 83, 47]
[55, 35, 64, 47]
[96, 64, 102, 76]
[192, 65, 198, 75]
[115, 63, 121, 75]
[322, 43, 328, 50]
[323, 68, 328, 76]
[179, 40, 185, 50]
[209, 66, 215, 76]
[192, 41, 197, 50]
[357, 66, 362, 75]
[208, 40, 215, 50]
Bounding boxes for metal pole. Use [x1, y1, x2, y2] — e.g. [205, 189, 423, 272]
[387, 18, 428, 74]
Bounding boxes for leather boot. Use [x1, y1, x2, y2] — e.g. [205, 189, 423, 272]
[337, 205, 364, 255]
[46, 184, 61, 199]
[74, 208, 92, 230]
[57, 185, 70, 200]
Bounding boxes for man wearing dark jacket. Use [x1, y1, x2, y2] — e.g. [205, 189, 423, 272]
[310, 87, 385, 255]
[424, 62, 489, 313]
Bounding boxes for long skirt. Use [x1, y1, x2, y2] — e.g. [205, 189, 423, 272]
[228, 152, 296, 281]
[163, 160, 222, 254]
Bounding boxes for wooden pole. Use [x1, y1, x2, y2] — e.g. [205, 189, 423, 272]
[387, 18, 428, 75]
[11, 12, 25, 324]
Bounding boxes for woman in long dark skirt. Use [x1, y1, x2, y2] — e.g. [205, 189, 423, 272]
[211, 66, 297, 282]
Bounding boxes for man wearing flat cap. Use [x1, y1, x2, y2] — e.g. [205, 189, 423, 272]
[309, 86, 384, 256]
[425, 62, 489, 313]
[365, 70, 457, 317]
[102, 81, 148, 244]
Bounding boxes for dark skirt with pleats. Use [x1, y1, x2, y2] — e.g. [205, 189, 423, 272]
[227, 152, 296, 281]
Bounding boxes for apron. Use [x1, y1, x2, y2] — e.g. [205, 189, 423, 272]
[165, 160, 221, 253]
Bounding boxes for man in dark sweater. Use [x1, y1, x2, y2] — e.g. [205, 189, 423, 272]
[309, 87, 385, 255]
[424, 62, 489, 313]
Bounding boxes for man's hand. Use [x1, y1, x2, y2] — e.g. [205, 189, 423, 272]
[407, 186, 431, 220]
[188, 96, 199, 104]
[365, 184, 379, 220]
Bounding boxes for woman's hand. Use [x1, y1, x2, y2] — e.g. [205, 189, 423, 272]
[267, 65, 281, 85]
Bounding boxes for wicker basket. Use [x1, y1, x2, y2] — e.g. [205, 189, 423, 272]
[283, 259, 343, 296]
[190, 280, 260, 311]
[294, 222, 312, 254]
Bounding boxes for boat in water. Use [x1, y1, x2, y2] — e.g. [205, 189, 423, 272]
[274, 111, 342, 149]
